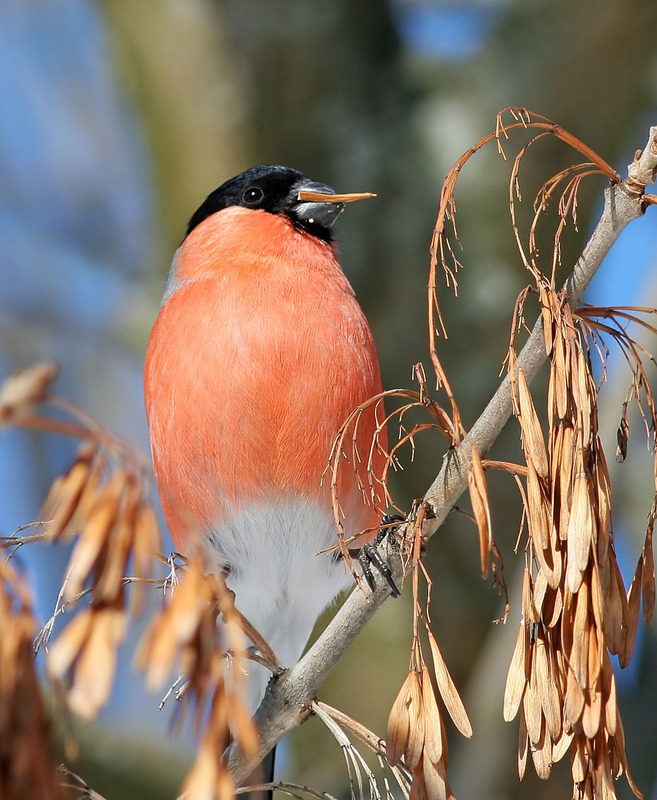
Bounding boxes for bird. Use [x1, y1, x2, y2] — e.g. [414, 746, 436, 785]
[144, 164, 388, 784]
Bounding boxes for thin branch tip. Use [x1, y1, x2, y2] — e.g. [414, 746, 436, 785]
[625, 125, 657, 195]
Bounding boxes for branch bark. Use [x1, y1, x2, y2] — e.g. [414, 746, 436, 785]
[229, 127, 657, 785]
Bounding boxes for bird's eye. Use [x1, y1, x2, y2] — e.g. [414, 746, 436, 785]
[242, 186, 265, 205]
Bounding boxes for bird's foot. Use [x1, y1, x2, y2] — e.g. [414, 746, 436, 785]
[351, 513, 405, 598]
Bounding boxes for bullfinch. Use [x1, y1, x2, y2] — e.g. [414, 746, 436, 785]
[144, 165, 386, 721]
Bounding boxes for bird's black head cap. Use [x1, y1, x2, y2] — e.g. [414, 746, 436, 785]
[185, 165, 343, 244]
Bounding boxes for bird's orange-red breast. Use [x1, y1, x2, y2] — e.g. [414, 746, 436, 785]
[144, 165, 386, 712]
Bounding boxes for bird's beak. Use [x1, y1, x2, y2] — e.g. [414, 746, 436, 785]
[294, 181, 376, 231]
[297, 190, 377, 203]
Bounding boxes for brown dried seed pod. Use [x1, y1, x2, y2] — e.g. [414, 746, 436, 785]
[516, 365, 549, 479]
[420, 665, 444, 766]
[67, 602, 126, 720]
[132, 503, 161, 580]
[570, 580, 590, 688]
[541, 583, 563, 629]
[530, 722, 553, 780]
[530, 569, 547, 621]
[526, 459, 550, 552]
[427, 632, 472, 738]
[540, 291, 554, 357]
[561, 590, 574, 655]
[575, 349, 594, 447]
[66, 450, 108, 531]
[616, 402, 629, 463]
[522, 652, 543, 745]
[624, 555, 643, 667]
[0, 360, 59, 423]
[404, 671, 426, 770]
[603, 556, 625, 656]
[547, 369, 557, 430]
[386, 670, 423, 769]
[93, 479, 141, 604]
[611, 557, 631, 665]
[552, 332, 569, 421]
[533, 529, 563, 590]
[535, 631, 561, 741]
[422, 754, 453, 800]
[553, 638, 569, 702]
[42, 445, 97, 541]
[64, 487, 120, 601]
[552, 728, 574, 763]
[386, 672, 417, 767]
[566, 475, 593, 594]
[517, 706, 529, 780]
[524, 573, 538, 623]
[588, 622, 602, 687]
[503, 621, 528, 723]
[581, 687, 602, 740]
[130, 502, 162, 616]
[564, 668, 585, 727]
[467, 444, 492, 577]
[589, 563, 605, 633]
[571, 733, 588, 784]
[601, 654, 617, 736]
[47, 609, 94, 680]
[594, 462, 612, 561]
[556, 423, 574, 539]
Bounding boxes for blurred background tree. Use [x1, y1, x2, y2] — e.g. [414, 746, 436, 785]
[2, 1, 657, 798]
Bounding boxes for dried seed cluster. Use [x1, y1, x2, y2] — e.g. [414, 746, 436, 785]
[137, 558, 259, 800]
[43, 441, 161, 719]
[387, 633, 472, 800]
[386, 517, 473, 800]
[505, 287, 655, 798]
[1, 363, 263, 799]
[372, 111, 655, 800]
[0, 561, 63, 800]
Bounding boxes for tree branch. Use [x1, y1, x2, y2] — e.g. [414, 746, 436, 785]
[229, 127, 657, 785]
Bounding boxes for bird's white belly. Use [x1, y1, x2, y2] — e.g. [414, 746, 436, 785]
[205, 500, 353, 713]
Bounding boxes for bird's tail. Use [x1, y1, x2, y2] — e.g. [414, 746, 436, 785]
[239, 746, 276, 800]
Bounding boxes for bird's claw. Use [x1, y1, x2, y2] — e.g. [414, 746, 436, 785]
[353, 513, 405, 598]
